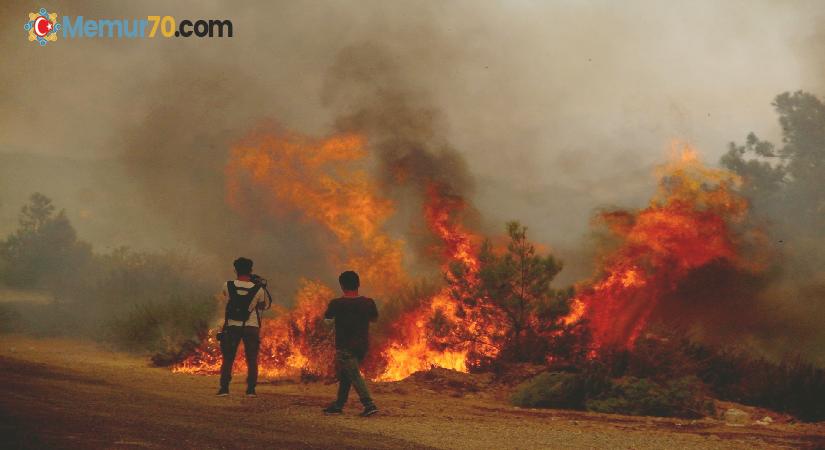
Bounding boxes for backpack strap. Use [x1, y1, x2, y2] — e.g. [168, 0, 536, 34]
[227, 280, 239, 297]
[245, 284, 262, 328]
[222, 281, 232, 332]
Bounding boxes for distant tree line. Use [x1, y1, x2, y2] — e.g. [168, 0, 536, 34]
[0, 193, 214, 357]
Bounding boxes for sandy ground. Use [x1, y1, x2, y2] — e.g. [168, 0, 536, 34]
[1, 335, 824, 449]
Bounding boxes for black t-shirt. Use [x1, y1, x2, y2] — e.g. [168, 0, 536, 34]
[324, 296, 378, 356]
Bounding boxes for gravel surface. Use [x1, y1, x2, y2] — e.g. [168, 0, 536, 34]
[2, 336, 823, 449]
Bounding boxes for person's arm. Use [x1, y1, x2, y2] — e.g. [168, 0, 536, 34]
[247, 285, 267, 327]
[324, 300, 336, 324]
[368, 299, 378, 323]
[218, 282, 229, 326]
[251, 287, 267, 312]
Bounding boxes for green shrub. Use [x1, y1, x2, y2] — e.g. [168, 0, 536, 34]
[108, 294, 213, 358]
[0, 195, 217, 359]
[512, 369, 714, 419]
[511, 372, 587, 409]
[596, 330, 825, 421]
[695, 350, 825, 422]
[586, 376, 714, 418]
[0, 303, 21, 333]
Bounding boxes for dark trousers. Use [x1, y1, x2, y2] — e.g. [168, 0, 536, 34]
[334, 349, 374, 408]
[219, 325, 259, 389]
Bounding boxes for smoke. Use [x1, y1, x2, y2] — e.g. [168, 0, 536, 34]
[113, 55, 336, 298]
[324, 44, 474, 197]
[321, 43, 478, 264]
[115, 40, 482, 292]
[798, 11, 825, 95]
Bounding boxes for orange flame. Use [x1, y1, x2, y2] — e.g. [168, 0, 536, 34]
[174, 279, 335, 378]
[374, 184, 501, 381]
[226, 127, 407, 296]
[175, 127, 498, 381]
[565, 144, 752, 349]
[176, 131, 754, 382]
[176, 126, 406, 378]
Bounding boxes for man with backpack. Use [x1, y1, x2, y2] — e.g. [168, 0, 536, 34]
[216, 257, 269, 397]
[322, 270, 379, 417]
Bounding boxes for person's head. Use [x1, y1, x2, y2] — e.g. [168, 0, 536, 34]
[233, 257, 253, 276]
[338, 270, 360, 292]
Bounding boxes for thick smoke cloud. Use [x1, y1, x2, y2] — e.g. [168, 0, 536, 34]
[323, 43, 474, 198]
[321, 43, 479, 264]
[115, 59, 333, 297]
[4, 2, 823, 255]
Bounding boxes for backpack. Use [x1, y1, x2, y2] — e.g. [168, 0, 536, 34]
[225, 281, 262, 323]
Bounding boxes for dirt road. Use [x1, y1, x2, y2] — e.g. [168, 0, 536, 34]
[1, 336, 823, 449]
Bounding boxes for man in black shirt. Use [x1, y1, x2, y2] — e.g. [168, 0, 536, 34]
[322, 270, 379, 417]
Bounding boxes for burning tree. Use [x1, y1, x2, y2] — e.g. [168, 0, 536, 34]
[570, 145, 763, 351]
[468, 222, 570, 363]
[372, 185, 501, 380]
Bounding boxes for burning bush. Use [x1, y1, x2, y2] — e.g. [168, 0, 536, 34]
[571, 147, 761, 351]
[371, 218, 577, 379]
[173, 279, 337, 379]
[471, 222, 570, 363]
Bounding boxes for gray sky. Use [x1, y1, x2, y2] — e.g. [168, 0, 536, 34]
[1, 0, 824, 283]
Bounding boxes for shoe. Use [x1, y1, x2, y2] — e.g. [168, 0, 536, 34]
[216, 388, 229, 397]
[246, 387, 257, 398]
[323, 404, 343, 414]
[359, 404, 379, 417]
